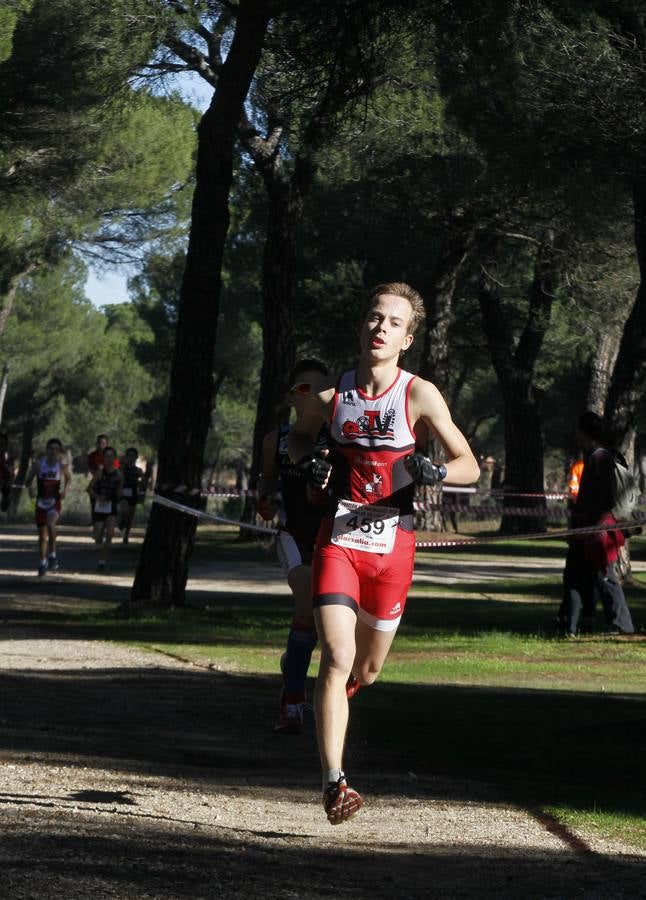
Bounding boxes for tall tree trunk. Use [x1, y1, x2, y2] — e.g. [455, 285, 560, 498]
[0, 261, 36, 339]
[478, 235, 558, 533]
[417, 226, 474, 531]
[586, 327, 622, 416]
[237, 177, 306, 535]
[604, 180, 646, 457]
[9, 417, 33, 514]
[0, 362, 9, 423]
[131, 0, 270, 610]
[419, 227, 474, 387]
[249, 180, 302, 482]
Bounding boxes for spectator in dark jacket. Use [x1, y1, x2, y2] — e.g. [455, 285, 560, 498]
[557, 411, 635, 637]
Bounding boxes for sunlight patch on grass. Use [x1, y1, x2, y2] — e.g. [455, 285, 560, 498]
[545, 806, 646, 852]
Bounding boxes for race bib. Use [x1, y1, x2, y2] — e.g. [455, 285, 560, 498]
[331, 499, 399, 554]
[122, 487, 133, 498]
[94, 499, 112, 514]
[37, 497, 56, 510]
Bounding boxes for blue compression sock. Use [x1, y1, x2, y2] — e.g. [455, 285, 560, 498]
[283, 621, 317, 700]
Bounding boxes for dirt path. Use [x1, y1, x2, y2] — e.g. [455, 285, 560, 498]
[0, 527, 644, 898]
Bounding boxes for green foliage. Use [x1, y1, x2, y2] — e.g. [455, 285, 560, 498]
[0, 0, 32, 64]
[0, 255, 156, 455]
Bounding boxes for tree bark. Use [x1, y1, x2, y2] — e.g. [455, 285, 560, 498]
[249, 177, 304, 481]
[0, 362, 9, 424]
[586, 327, 622, 416]
[0, 261, 37, 339]
[478, 236, 558, 533]
[9, 417, 33, 514]
[130, 0, 270, 609]
[604, 180, 646, 457]
[419, 227, 474, 388]
[416, 226, 474, 531]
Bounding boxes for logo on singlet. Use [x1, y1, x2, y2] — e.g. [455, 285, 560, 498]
[341, 408, 395, 441]
[342, 390, 355, 406]
[364, 472, 384, 497]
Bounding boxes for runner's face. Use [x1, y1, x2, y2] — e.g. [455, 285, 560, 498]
[97, 437, 107, 451]
[46, 444, 61, 462]
[103, 451, 115, 470]
[360, 294, 414, 362]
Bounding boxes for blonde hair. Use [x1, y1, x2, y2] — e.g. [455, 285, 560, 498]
[364, 282, 426, 334]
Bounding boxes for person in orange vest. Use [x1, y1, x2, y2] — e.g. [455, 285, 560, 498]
[566, 452, 584, 523]
[568, 453, 584, 499]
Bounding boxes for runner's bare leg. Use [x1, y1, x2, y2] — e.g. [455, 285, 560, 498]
[314, 604, 356, 772]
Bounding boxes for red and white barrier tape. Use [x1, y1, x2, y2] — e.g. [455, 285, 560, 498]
[153, 494, 277, 535]
[153, 493, 644, 549]
[160, 482, 578, 501]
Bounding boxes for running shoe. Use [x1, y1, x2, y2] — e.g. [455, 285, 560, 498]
[274, 700, 305, 734]
[323, 775, 363, 825]
[122, 534, 129, 545]
[48, 555, 60, 571]
[346, 674, 361, 699]
[38, 562, 47, 578]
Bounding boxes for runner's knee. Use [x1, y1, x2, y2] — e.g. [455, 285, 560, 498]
[353, 660, 381, 686]
[319, 643, 354, 679]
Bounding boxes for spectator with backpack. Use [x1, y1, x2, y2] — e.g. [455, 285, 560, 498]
[557, 411, 635, 637]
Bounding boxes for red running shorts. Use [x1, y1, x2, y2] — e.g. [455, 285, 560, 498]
[312, 517, 415, 631]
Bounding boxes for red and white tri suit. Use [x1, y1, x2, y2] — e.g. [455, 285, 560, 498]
[35, 458, 63, 527]
[312, 368, 417, 631]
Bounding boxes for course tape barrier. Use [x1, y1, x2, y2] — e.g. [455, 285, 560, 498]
[161, 483, 569, 500]
[153, 493, 278, 535]
[153, 493, 645, 550]
[160, 483, 646, 521]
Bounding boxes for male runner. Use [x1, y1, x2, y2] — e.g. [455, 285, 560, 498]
[118, 447, 146, 544]
[26, 438, 71, 576]
[88, 446, 123, 570]
[288, 282, 479, 824]
[87, 434, 109, 475]
[257, 359, 330, 733]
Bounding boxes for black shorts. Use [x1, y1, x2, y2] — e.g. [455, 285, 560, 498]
[275, 530, 315, 573]
[92, 502, 117, 523]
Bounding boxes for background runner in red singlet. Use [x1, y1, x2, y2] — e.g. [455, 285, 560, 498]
[288, 282, 480, 825]
[26, 438, 71, 577]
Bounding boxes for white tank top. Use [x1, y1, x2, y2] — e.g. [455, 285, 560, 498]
[329, 368, 417, 526]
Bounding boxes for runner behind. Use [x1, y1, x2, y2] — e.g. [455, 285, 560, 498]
[88, 446, 123, 570]
[288, 282, 480, 824]
[26, 438, 71, 576]
[257, 359, 330, 734]
[118, 447, 145, 544]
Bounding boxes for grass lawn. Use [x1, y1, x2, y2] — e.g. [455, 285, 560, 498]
[43, 529, 646, 851]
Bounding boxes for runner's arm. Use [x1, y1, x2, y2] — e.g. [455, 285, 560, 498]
[409, 379, 480, 485]
[257, 430, 280, 520]
[60, 464, 71, 499]
[88, 472, 99, 498]
[25, 460, 38, 495]
[115, 471, 124, 501]
[287, 387, 334, 463]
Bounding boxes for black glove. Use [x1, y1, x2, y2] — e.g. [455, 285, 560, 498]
[297, 454, 332, 488]
[405, 452, 447, 486]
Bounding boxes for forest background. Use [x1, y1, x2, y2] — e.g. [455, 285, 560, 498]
[2, 0, 646, 606]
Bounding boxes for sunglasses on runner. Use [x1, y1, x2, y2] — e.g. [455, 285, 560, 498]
[289, 382, 312, 395]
